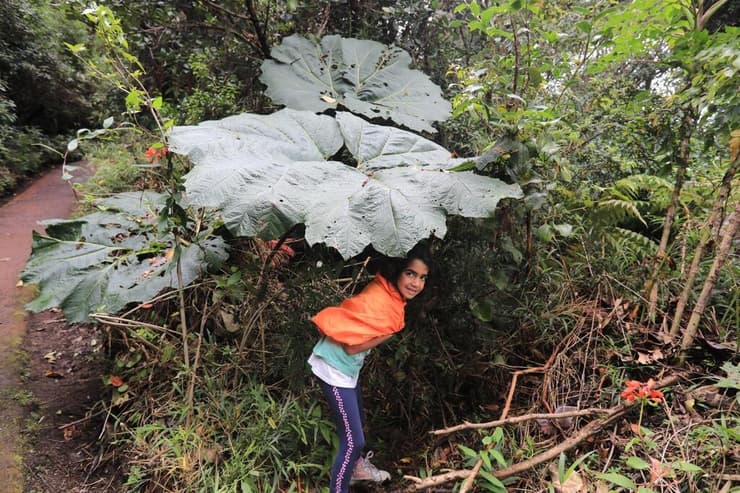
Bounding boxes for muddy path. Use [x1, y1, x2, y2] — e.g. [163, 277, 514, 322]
[0, 164, 120, 492]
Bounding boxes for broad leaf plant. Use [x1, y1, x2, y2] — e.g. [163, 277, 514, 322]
[169, 109, 522, 259]
[24, 33, 522, 321]
[22, 192, 228, 322]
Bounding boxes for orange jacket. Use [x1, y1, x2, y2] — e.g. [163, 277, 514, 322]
[311, 274, 406, 345]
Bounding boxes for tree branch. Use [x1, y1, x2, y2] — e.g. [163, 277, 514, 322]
[431, 408, 612, 435]
[246, 0, 271, 58]
[406, 376, 680, 491]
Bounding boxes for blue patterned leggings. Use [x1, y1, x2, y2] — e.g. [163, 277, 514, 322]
[318, 380, 365, 493]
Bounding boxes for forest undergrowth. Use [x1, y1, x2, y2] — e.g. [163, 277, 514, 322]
[70, 141, 738, 493]
[13, 1, 739, 491]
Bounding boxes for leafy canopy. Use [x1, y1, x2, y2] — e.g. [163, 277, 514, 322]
[260, 34, 452, 133]
[170, 109, 523, 258]
[21, 192, 228, 322]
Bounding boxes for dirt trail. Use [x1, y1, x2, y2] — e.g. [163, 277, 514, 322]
[0, 165, 90, 491]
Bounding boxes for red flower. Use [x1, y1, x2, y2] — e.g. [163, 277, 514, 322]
[621, 379, 664, 404]
[648, 389, 664, 403]
[145, 146, 168, 162]
[109, 376, 124, 387]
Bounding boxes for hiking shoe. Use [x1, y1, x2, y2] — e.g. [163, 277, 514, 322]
[350, 451, 391, 483]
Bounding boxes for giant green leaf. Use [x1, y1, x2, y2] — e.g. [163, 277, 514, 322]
[170, 109, 523, 259]
[21, 191, 228, 322]
[260, 34, 451, 133]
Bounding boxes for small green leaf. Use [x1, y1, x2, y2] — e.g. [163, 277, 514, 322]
[598, 472, 637, 489]
[490, 448, 508, 467]
[480, 450, 493, 470]
[125, 89, 143, 111]
[626, 456, 650, 470]
[536, 224, 554, 242]
[151, 96, 163, 110]
[64, 42, 86, 53]
[674, 461, 703, 473]
[576, 21, 592, 33]
[458, 445, 478, 459]
[448, 160, 477, 172]
[553, 224, 574, 237]
[470, 298, 494, 322]
[478, 470, 507, 491]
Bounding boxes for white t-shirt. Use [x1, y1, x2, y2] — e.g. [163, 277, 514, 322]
[308, 353, 359, 388]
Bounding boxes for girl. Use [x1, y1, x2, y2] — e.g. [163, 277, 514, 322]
[308, 245, 432, 493]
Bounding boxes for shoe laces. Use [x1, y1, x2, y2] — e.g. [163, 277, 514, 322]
[354, 451, 390, 481]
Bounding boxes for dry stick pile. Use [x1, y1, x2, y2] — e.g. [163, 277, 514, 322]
[402, 375, 681, 491]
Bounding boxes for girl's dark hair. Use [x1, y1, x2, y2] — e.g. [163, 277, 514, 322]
[379, 241, 434, 284]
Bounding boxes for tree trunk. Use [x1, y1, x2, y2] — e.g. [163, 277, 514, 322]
[680, 202, 739, 351]
[646, 111, 693, 322]
[670, 156, 739, 337]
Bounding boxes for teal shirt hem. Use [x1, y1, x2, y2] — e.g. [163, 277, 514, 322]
[311, 336, 368, 379]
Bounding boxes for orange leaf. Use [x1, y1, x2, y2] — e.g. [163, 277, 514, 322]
[110, 376, 124, 387]
[649, 456, 671, 483]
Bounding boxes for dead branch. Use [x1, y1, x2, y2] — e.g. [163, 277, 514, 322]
[403, 470, 470, 488]
[680, 202, 740, 351]
[460, 353, 557, 491]
[431, 408, 612, 435]
[406, 375, 680, 491]
[670, 154, 738, 337]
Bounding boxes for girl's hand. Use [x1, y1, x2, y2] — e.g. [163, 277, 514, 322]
[341, 334, 393, 355]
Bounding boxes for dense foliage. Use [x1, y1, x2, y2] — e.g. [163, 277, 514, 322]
[16, 1, 739, 492]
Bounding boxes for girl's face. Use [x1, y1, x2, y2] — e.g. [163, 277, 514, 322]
[396, 259, 429, 301]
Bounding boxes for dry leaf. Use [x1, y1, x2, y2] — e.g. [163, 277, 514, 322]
[594, 481, 610, 493]
[43, 351, 58, 363]
[219, 307, 240, 333]
[45, 370, 63, 379]
[649, 456, 672, 483]
[548, 463, 587, 493]
[537, 417, 555, 435]
[63, 425, 77, 441]
[687, 384, 723, 407]
[636, 351, 652, 364]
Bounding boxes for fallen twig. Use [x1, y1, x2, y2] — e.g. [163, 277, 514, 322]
[431, 408, 611, 435]
[406, 375, 680, 491]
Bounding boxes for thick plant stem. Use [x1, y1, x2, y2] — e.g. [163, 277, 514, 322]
[697, 0, 731, 30]
[646, 113, 692, 321]
[186, 299, 209, 428]
[246, 0, 271, 58]
[176, 248, 190, 372]
[680, 203, 739, 352]
[670, 156, 739, 337]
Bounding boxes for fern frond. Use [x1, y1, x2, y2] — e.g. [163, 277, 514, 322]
[614, 174, 672, 197]
[596, 199, 647, 226]
[605, 227, 659, 259]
